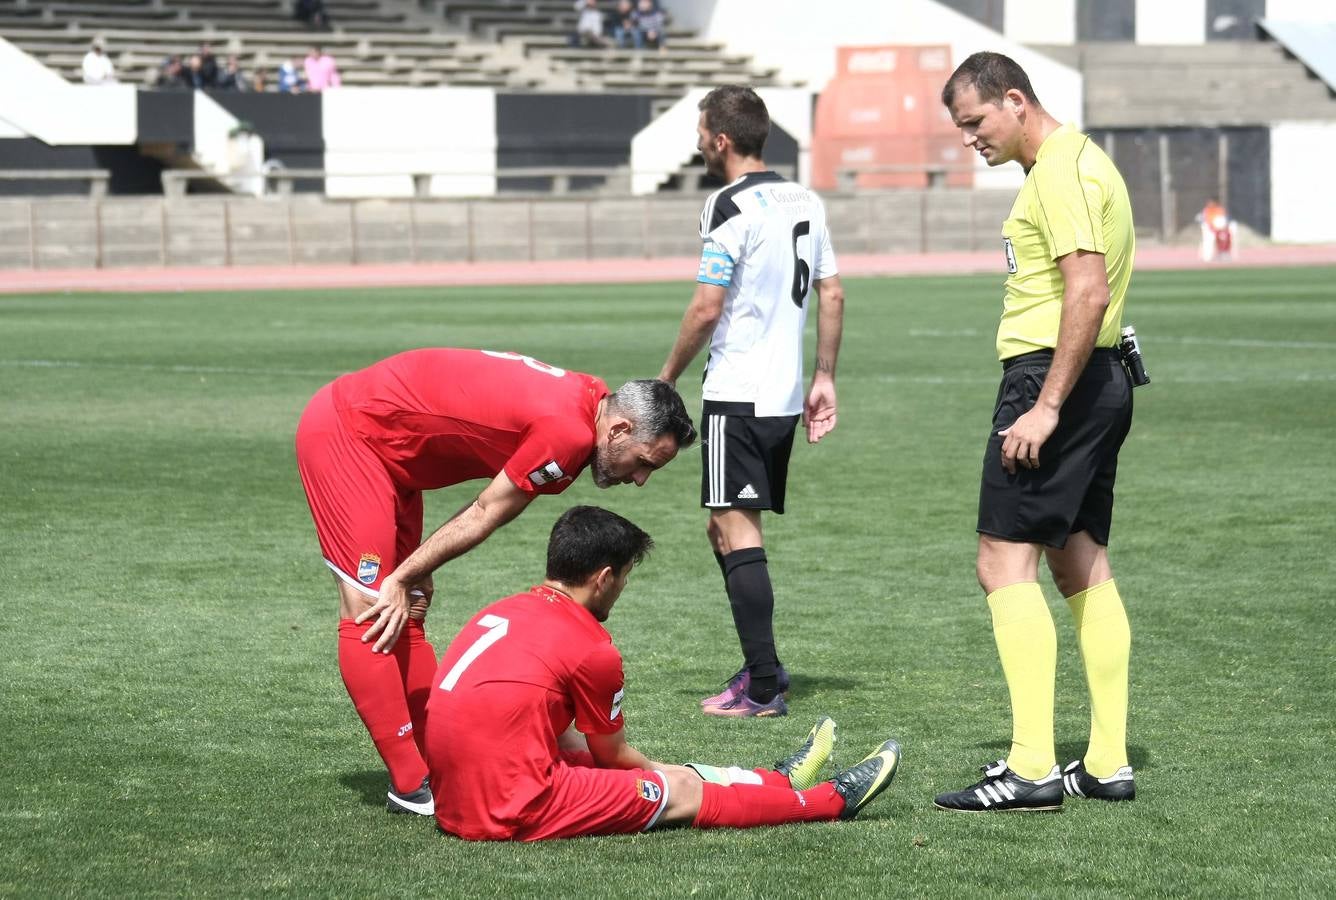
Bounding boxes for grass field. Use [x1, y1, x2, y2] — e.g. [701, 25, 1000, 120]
[2, 266, 1334, 898]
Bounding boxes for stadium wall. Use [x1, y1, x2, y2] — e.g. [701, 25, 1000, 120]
[1269, 122, 1336, 243]
[0, 38, 135, 146]
[1089, 127, 1271, 240]
[0, 189, 1018, 270]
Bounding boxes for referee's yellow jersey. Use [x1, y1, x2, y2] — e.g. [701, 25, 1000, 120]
[997, 123, 1134, 361]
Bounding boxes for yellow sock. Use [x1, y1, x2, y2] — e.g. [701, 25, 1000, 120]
[987, 582, 1057, 780]
[1068, 578, 1131, 778]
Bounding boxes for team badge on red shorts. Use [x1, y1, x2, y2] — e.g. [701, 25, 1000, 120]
[357, 553, 381, 585]
[636, 778, 662, 803]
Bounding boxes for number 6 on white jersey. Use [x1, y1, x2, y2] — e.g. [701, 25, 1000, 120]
[440, 614, 509, 691]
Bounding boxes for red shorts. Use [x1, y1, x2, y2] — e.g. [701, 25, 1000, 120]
[510, 762, 670, 842]
[295, 383, 422, 595]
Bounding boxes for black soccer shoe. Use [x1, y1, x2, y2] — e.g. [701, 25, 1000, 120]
[832, 739, 901, 820]
[1062, 759, 1136, 802]
[387, 776, 434, 816]
[934, 760, 1063, 812]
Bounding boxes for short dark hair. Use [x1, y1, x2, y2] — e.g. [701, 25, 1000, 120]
[941, 51, 1040, 108]
[546, 506, 654, 585]
[698, 85, 770, 159]
[607, 379, 697, 449]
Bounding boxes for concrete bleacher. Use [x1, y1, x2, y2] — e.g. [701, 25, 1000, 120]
[434, 0, 792, 92]
[4, 0, 789, 94]
[1036, 40, 1336, 128]
[0, 0, 533, 89]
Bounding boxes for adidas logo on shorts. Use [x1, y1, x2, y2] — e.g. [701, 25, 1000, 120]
[737, 484, 759, 500]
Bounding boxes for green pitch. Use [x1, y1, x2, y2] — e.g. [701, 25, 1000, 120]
[2, 267, 1333, 897]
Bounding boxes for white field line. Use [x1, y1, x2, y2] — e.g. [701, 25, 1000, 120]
[0, 358, 335, 378]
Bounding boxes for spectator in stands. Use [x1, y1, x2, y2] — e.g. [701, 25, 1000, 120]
[570, 0, 608, 48]
[156, 54, 184, 89]
[198, 42, 220, 88]
[278, 59, 304, 93]
[82, 40, 116, 85]
[251, 69, 269, 93]
[632, 0, 667, 50]
[610, 0, 636, 47]
[304, 45, 342, 92]
[295, 0, 332, 31]
[216, 55, 247, 91]
[183, 54, 208, 89]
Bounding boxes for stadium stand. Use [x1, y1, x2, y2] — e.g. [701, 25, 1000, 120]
[1033, 39, 1336, 128]
[432, 0, 786, 91]
[1, 0, 787, 93]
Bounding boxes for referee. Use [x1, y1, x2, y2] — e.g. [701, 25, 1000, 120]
[933, 53, 1138, 811]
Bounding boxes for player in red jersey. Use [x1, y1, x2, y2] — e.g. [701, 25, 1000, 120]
[425, 505, 902, 841]
[295, 348, 697, 815]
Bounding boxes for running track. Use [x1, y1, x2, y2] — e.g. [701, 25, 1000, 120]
[3, 244, 1335, 294]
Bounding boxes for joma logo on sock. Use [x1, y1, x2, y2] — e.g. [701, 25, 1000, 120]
[397, 722, 413, 737]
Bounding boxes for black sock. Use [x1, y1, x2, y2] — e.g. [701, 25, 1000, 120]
[723, 547, 780, 702]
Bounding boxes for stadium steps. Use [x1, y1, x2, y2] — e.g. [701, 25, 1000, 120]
[1034, 40, 1336, 127]
[2, 0, 539, 90]
[423, 0, 789, 92]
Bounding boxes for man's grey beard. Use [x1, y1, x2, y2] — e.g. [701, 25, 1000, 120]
[590, 443, 617, 488]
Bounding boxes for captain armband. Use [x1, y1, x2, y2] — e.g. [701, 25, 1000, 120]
[697, 242, 735, 286]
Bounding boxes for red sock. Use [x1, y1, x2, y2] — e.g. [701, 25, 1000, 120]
[752, 768, 793, 789]
[396, 620, 438, 758]
[693, 781, 844, 829]
[338, 618, 429, 794]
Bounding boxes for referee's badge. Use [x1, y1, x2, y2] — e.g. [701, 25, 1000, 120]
[1004, 237, 1018, 274]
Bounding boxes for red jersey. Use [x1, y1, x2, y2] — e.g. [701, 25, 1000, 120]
[328, 348, 608, 494]
[425, 587, 627, 840]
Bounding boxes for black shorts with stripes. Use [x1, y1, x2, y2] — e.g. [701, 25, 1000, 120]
[977, 349, 1133, 548]
[700, 400, 799, 514]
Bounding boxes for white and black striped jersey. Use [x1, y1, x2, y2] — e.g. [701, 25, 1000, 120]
[696, 171, 839, 417]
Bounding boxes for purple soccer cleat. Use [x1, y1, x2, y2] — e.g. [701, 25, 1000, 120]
[702, 691, 789, 718]
[699, 666, 791, 708]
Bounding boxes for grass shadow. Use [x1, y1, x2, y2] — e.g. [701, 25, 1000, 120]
[339, 769, 389, 808]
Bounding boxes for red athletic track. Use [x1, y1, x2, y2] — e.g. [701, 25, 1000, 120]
[3, 243, 1335, 294]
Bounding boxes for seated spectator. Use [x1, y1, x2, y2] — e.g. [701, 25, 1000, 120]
[182, 54, 207, 89]
[632, 0, 666, 50]
[197, 42, 219, 88]
[295, 0, 332, 30]
[216, 55, 247, 91]
[277, 59, 304, 93]
[251, 70, 269, 93]
[610, 0, 636, 47]
[303, 45, 341, 92]
[156, 54, 184, 88]
[82, 40, 116, 84]
[570, 0, 607, 48]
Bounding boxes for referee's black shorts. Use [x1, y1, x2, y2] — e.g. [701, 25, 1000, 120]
[700, 400, 799, 514]
[977, 349, 1133, 549]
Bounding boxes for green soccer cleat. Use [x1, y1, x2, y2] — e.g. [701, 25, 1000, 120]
[833, 738, 902, 820]
[775, 716, 838, 790]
